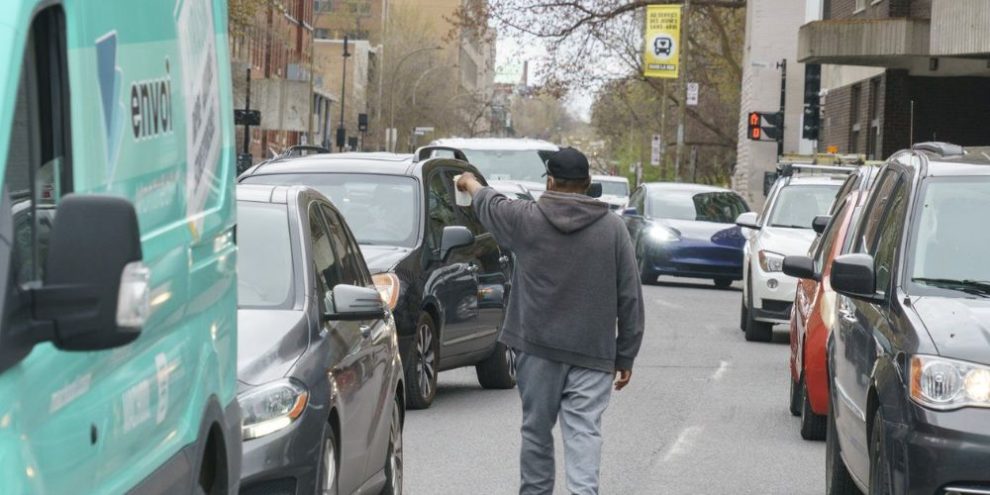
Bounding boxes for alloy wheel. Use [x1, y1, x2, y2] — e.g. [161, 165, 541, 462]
[506, 347, 516, 381]
[388, 401, 404, 494]
[416, 323, 435, 399]
[321, 435, 336, 494]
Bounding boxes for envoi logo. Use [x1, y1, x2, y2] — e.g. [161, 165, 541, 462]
[130, 60, 174, 140]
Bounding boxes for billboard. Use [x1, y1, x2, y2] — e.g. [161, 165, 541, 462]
[644, 5, 682, 79]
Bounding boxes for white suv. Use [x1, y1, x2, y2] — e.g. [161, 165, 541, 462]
[736, 166, 849, 342]
[431, 138, 558, 197]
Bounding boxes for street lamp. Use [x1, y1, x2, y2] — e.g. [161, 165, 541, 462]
[387, 45, 443, 151]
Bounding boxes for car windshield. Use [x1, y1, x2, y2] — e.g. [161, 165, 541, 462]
[648, 190, 749, 224]
[595, 180, 629, 196]
[767, 184, 840, 228]
[910, 178, 990, 291]
[243, 173, 420, 247]
[460, 149, 551, 182]
[237, 202, 294, 308]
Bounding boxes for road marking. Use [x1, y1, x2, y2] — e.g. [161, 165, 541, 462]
[662, 426, 702, 463]
[711, 360, 729, 381]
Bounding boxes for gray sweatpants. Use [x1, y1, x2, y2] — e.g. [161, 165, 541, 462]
[515, 351, 613, 495]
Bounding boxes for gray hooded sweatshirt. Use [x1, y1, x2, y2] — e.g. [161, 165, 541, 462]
[472, 187, 645, 372]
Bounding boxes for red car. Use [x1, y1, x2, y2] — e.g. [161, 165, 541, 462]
[783, 165, 878, 441]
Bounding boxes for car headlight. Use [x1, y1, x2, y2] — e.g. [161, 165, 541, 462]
[647, 225, 679, 243]
[758, 250, 785, 273]
[239, 379, 308, 440]
[372, 272, 401, 310]
[910, 355, 990, 410]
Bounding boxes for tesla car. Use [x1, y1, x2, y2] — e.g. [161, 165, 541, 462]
[623, 182, 750, 288]
[236, 184, 404, 495]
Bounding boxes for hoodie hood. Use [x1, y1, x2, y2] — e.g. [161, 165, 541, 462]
[537, 191, 611, 234]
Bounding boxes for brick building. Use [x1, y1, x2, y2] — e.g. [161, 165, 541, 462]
[800, 0, 990, 159]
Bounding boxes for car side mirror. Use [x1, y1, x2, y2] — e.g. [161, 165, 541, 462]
[735, 212, 760, 230]
[325, 284, 386, 321]
[25, 195, 148, 351]
[587, 183, 603, 198]
[812, 215, 831, 235]
[830, 254, 880, 301]
[782, 255, 819, 281]
[440, 225, 474, 261]
[621, 208, 639, 217]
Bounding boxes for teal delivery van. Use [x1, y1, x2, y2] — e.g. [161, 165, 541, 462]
[0, 0, 240, 493]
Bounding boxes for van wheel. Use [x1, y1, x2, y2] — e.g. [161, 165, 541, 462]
[869, 409, 893, 495]
[380, 395, 404, 495]
[476, 342, 516, 389]
[405, 312, 438, 410]
[826, 397, 860, 495]
[319, 426, 339, 495]
[800, 380, 827, 441]
[197, 428, 228, 495]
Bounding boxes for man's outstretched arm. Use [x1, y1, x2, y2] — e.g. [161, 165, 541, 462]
[457, 172, 523, 250]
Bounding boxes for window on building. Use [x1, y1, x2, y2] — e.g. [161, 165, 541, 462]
[315, 0, 334, 13]
[849, 84, 862, 154]
[855, 0, 867, 12]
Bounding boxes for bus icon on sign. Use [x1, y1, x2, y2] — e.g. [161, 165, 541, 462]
[653, 36, 674, 58]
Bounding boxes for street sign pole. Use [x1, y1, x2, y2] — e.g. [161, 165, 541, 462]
[243, 67, 251, 155]
[674, 0, 690, 182]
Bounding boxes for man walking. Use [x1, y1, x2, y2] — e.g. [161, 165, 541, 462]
[456, 147, 645, 495]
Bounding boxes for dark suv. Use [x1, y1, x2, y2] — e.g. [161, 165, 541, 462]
[824, 143, 990, 494]
[239, 151, 514, 409]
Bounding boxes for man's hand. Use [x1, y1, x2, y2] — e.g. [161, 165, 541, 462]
[614, 369, 632, 391]
[456, 172, 484, 196]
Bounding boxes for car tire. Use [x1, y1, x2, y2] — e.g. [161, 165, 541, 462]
[869, 409, 893, 495]
[405, 312, 438, 410]
[743, 279, 773, 342]
[739, 297, 748, 332]
[319, 426, 339, 495]
[714, 278, 733, 289]
[800, 380, 827, 441]
[380, 395, 403, 495]
[637, 241, 657, 286]
[789, 376, 801, 417]
[476, 342, 516, 389]
[826, 394, 861, 495]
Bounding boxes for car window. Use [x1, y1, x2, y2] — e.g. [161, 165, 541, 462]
[310, 204, 343, 296]
[857, 169, 899, 252]
[629, 188, 644, 214]
[765, 184, 840, 229]
[871, 179, 908, 295]
[320, 204, 370, 287]
[445, 169, 486, 234]
[237, 202, 294, 308]
[829, 174, 857, 216]
[460, 149, 548, 182]
[595, 180, 629, 196]
[814, 199, 848, 272]
[427, 171, 457, 250]
[647, 190, 749, 223]
[242, 173, 420, 247]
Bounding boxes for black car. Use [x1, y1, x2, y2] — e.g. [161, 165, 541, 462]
[808, 143, 990, 494]
[236, 185, 404, 495]
[239, 151, 514, 410]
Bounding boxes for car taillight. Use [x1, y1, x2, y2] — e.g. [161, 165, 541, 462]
[372, 273, 401, 310]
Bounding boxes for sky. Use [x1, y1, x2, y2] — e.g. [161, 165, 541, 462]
[495, 37, 595, 122]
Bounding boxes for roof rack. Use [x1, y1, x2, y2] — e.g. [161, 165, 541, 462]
[912, 142, 965, 158]
[777, 163, 857, 178]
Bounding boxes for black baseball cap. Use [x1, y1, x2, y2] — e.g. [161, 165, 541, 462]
[544, 147, 590, 180]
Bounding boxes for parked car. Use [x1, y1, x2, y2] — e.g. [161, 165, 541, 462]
[623, 183, 750, 288]
[821, 143, 990, 495]
[239, 151, 514, 410]
[489, 180, 536, 201]
[736, 165, 850, 342]
[592, 174, 631, 212]
[0, 3, 241, 493]
[431, 138, 558, 198]
[781, 165, 879, 441]
[236, 185, 404, 495]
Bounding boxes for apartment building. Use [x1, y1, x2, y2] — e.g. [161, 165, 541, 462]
[799, 0, 990, 158]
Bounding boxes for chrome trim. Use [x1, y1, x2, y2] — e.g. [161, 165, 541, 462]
[944, 488, 990, 495]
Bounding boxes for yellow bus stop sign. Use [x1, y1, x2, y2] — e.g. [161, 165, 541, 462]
[644, 5, 682, 79]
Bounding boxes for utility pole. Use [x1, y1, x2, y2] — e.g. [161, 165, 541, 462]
[777, 58, 787, 159]
[674, 0, 691, 181]
[337, 35, 351, 152]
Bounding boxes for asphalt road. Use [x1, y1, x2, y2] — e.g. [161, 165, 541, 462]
[403, 278, 825, 494]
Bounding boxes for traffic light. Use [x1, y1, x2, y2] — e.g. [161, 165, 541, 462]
[802, 64, 822, 140]
[747, 112, 783, 142]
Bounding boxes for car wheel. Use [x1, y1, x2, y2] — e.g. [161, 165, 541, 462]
[405, 312, 438, 410]
[380, 396, 403, 495]
[739, 296, 748, 332]
[743, 283, 773, 342]
[714, 278, 733, 289]
[476, 342, 516, 389]
[869, 409, 893, 495]
[789, 376, 801, 417]
[826, 394, 861, 495]
[639, 255, 657, 286]
[319, 426, 339, 495]
[800, 380, 827, 441]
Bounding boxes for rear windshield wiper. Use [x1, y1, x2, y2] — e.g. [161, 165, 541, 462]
[913, 278, 990, 297]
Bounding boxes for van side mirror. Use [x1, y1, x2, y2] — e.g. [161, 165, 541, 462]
[325, 285, 386, 321]
[830, 254, 880, 301]
[812, 215, 831, 235]
[25, 195, 148, 351]
[735, 212, 760, 230]
[440, 226, 474, 261]
[782, 256, 819, 281]
[587, 183, 603, 198]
